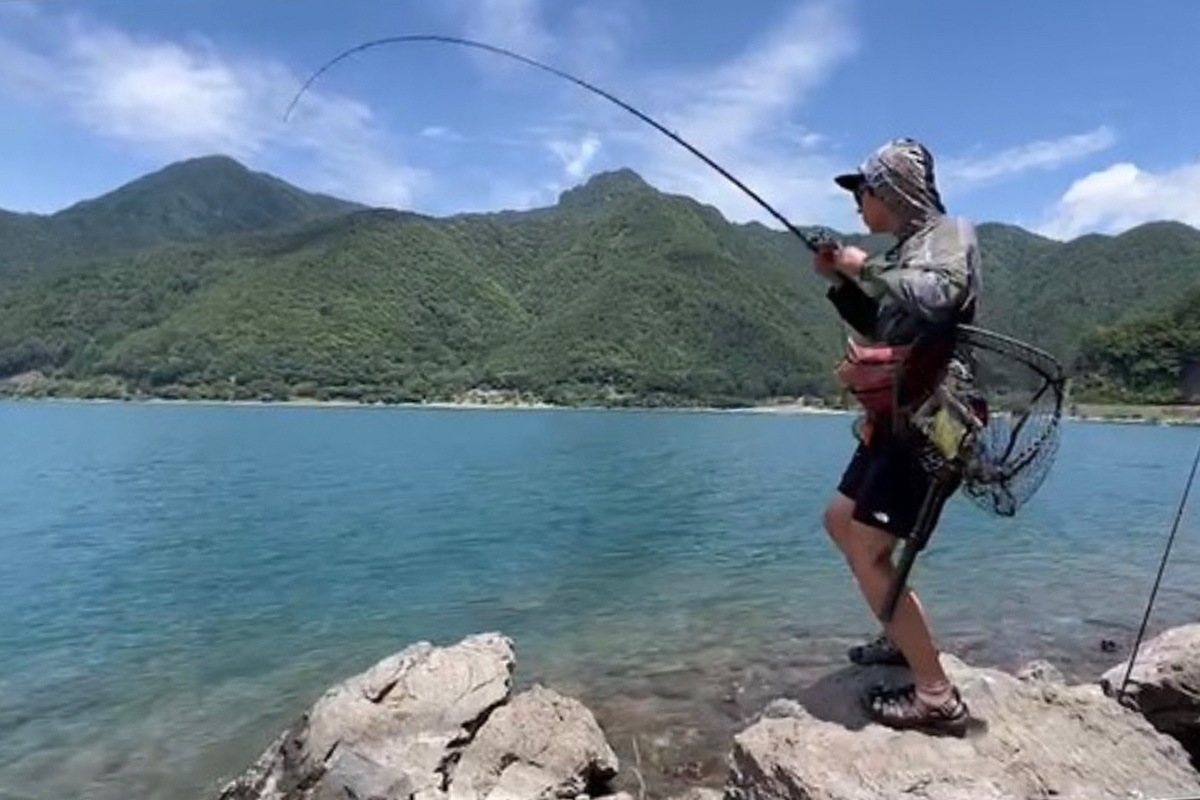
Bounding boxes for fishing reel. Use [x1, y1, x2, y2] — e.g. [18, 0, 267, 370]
[803, 226, 843, 252]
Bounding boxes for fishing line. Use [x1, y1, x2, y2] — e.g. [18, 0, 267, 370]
[282, 33, 832, 253]
[1115, 432, 1200, 703]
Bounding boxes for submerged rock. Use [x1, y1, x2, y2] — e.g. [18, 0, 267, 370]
[726, 653, 1200, 800]
[1100, 622, 1200, 767]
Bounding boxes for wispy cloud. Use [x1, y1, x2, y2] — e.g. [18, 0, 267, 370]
[613, 0, 860, 228]
[420, 125, 468, 143]
[0, 8, 426, 208]
[442, 0, 634, 76]
[461, 0, 553, 59]
[943, 126, 1117, 187]
[462, 0, 862, 229]
[428, 0, 638, 197]
[1034, 157, 1200, 239]
[10, 0, 1153, 239]
[548, 134, 602, 180]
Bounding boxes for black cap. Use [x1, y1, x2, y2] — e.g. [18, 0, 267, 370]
[834, 171, 866, 192]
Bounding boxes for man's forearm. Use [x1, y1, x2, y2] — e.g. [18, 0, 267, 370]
[826, 281, 879, 338]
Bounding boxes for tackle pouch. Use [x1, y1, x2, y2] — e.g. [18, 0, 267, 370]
[834, 339, 913, 416]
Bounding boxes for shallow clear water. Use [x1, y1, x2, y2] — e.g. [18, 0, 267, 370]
[1, 401, 1197, 799]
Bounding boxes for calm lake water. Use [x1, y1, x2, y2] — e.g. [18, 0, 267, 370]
[1, 400, 1197, 800]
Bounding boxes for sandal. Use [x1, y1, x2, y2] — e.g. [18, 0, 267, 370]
[848, 634, 908, 667]
[862, 683, 970, 737]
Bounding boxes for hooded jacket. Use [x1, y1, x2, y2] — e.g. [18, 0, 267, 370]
[828, 138, 982, 346]
[825, 140, 984, 424]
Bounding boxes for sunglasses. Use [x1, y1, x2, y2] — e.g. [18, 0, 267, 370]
[853, 183, 871, 210]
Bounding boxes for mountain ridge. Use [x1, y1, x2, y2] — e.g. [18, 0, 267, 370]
[0, 154, 365, 280]
[5, 153, 1195, 246]
[1, 154, 1197, 407]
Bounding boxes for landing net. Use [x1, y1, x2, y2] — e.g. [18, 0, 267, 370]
[952, 325, 1068, 517]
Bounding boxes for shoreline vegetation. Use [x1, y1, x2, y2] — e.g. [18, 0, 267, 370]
[3, 377, 1197, 426]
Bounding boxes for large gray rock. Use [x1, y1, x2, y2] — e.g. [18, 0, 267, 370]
[726, 653, 1200, 800]
[1100, 623, 1200, 766]
[449, 685, 618, 800]
[216, 633, 620, 800]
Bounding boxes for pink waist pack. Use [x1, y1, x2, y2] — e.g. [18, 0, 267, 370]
[834, 339, 913, 416]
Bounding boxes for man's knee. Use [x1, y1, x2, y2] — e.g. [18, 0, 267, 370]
[844, 519, 897, 572]
[823, 493, 855, 544]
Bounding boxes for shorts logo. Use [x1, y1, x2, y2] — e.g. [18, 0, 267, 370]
[873, 511, 890, 525]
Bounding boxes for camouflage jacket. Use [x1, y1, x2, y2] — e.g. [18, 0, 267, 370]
[856, 213, 982, 345]
[826, 214, 983, 418]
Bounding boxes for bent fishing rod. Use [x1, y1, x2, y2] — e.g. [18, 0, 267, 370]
[282, 33, 835, 254]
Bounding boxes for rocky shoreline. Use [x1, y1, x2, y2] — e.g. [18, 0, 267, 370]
[213, 625, 1200, 800]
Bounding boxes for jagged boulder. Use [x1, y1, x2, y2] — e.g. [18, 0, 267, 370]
[214, 627, 1200, 800]
[216, 633, 619, 800]
[1100, 623, 1200, 767]
[449, 684, 618, 800]
[725, 653, 1200, 800]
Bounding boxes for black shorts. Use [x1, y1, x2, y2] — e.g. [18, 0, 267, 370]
[836, 431, 958, 540]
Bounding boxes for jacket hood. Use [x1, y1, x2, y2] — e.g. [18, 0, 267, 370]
[835, 138, 946, 236]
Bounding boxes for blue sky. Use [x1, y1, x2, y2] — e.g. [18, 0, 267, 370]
[0, 0, 1197, 239]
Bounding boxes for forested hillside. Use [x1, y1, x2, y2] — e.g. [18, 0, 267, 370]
[1074, 283, 1200, 404]
[1, 155, 1196, 407]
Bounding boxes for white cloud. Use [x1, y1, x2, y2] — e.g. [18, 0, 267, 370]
[442, 0, 633, 76]
[548, 134, 601, 179]
[664, 1, 856, 151]
[612, 0, 859, 228]
[431, 0, 637, 191]
[0, 9, 426, 209]
[1034, 158, 1200, 240]
[943, 126, 1117, 187]
[420, 125, 466, 142]
[12, 0, 1164, 240]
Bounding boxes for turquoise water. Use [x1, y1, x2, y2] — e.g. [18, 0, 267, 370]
[1, 401, 1198, 800]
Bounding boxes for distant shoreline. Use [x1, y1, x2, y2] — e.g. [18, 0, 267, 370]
[1068, 402, 1200, 426]
[0, 393, 855, 417]
[4, 394, 1199, 425]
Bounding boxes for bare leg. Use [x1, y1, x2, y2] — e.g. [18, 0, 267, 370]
[822, 483, 968, 733]
[841, 519, 948, 686]
[823, 492, 948, 683]
[823, 493, 901, 657]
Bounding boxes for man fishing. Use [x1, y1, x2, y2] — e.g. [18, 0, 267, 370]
[813, 138, 981, 735]
[286, 32, 1067, 735]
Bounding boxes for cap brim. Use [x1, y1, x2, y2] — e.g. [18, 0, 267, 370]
[834, 172, 866, 191]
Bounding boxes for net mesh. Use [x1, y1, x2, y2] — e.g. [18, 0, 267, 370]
[951, 326, 1067, 517]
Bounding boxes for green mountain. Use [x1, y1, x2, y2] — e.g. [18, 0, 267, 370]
[0, 154, 362, 280]
[1074, 283, 1200, 404]
[982, 221, 1200, 366]
[0, 155, 1196, 407]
